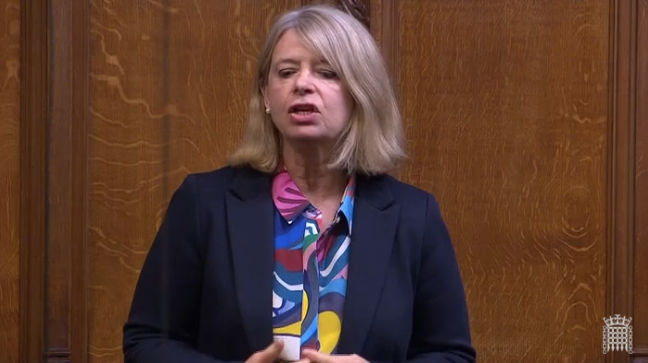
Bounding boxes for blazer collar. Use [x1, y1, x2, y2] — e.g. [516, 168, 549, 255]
[337, 174, 399, 354]
[228, 166, 272, 201]
[226, 167, 275, 351]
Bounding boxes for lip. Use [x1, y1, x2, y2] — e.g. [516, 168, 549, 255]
[289, 112, 319, 123]
[288, 102, 320, 114]
[288, 102, 320, 123]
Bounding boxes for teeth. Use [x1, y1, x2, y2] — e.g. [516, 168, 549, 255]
[291, 105, 316, 113]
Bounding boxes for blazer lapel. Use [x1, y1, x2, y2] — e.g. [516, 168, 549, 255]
[226, 168, 275, 351]
[337, 174, 399, 354]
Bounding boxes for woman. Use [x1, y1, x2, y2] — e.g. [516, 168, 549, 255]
[123, 5, 475, 363]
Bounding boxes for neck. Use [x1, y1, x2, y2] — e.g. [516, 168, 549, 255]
[281, 141, 348, 202]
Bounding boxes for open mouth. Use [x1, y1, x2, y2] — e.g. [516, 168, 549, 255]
[288, 103, 319, 115]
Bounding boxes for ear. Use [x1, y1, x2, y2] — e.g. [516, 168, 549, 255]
[261, 87, 270, 110]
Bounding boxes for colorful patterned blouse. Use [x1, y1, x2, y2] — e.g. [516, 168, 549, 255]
[271, 169, 355, 360]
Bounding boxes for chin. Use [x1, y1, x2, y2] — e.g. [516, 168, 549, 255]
[283, 133, 336, 145]
[286, 134, 326, 142]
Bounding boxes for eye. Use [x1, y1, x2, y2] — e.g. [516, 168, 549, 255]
[318, 69, 338, 79]
[278, 68, 296, 78]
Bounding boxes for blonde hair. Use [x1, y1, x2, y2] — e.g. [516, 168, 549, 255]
[228, 4, 406, 175]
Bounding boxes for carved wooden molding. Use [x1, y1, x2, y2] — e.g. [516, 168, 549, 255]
[19, 0, 48, 362]
[372, 0, 399, 96]
[20, 0, 90, 362]
[46, 0, 90, 362]
[607, 0, 638, 361]
[632, 0, 648, 359]
[69, 2, 90, 361]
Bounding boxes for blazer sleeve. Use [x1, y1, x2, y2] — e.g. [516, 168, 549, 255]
[406, 194, 476, 362]
[123, 176, 227, 363]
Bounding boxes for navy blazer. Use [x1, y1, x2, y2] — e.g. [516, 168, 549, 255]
[123, 166, 475, 362]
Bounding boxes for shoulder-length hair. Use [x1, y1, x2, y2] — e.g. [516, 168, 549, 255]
[228, 4, 406, 175]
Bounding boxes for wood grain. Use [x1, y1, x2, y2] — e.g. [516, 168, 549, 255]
[0, 0, 20, 362]
[87, 1, 299, 361]
[397, 1, 608, 361]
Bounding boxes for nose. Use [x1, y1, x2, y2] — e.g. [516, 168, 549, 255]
[293, 70, 314, 95]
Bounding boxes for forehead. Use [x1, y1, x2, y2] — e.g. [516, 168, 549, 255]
[271, 29, 326, 64]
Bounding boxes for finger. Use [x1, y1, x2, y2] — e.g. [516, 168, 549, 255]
[266, 340, 284, 357]
[257, 341, 284, 362]
[301, 349, 332, 363]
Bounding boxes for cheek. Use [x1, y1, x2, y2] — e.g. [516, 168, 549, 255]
[266, 83, 286, 105]
[339, 92, 354, 121]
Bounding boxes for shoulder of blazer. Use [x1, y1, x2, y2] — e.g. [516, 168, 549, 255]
[183, 165, 272, 199]
[358, 173, 438, 211]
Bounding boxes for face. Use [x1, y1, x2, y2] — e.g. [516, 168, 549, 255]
[263, 29, 354, 149]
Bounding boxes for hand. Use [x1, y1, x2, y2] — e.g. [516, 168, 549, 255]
[301, 349, 368, 363]
[245, 341, 285, 363]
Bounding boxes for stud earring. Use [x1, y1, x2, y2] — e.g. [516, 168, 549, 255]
[265, 107, 270, 114]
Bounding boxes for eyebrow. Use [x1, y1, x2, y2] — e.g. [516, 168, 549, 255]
[274, 58, 331, 67]
[274, 58, 300, 67]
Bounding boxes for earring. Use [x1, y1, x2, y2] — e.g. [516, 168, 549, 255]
[265, 107, 270, 114]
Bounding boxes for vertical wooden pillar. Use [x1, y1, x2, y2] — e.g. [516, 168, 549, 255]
[47, 0, 90, 361]
[368, 0, 399, 98]
[631, 0, 648, 361]
[607, 0, 637, 361]
[19, 0, 48, 361]
[20, 0, 89, 361]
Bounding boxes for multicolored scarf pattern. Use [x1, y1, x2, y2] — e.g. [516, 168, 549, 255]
[271, 170, 355, 358]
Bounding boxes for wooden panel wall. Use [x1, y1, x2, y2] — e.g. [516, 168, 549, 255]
[8, 0, 648, 362]
[396, 1, 608, 361]
[0, 0, 20, 362]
